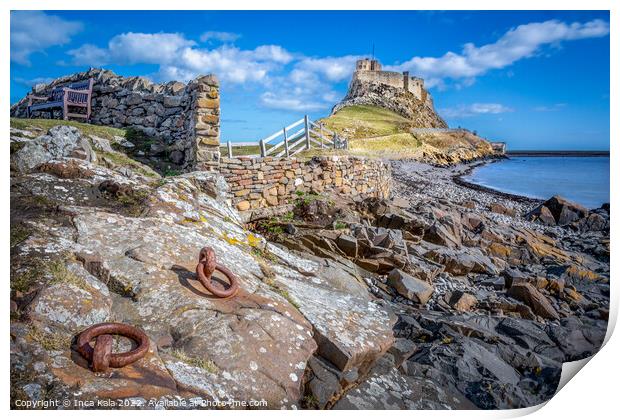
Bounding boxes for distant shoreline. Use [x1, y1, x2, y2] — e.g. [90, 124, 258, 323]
[506, 150, 609, 157]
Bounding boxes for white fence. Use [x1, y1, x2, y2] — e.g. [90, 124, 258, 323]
[224, 115, 348, 158]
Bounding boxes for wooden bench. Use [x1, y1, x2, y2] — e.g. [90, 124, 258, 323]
[27, 78, 94, 121]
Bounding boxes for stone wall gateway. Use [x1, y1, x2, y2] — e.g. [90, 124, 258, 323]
[10, 68, 220, 170]
[187, 75, 221, 171]
[219, 155, 391, 220]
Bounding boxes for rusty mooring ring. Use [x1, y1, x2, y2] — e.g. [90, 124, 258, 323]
[196, 247, 240, 298]
[76, 322, 149, 372]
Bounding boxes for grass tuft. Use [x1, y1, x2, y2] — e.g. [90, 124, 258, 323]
[98, 150, 159, 178]
[47, 259, 90, 290]
[28, 327, 71, 351]
[10, 117, 126, 140]
[171, 349, 219, 373]
[10, 224, 32, 248]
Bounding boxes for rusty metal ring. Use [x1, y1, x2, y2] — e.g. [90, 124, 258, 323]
[77, 322, 149, 372]
[196, 247, 240, 298]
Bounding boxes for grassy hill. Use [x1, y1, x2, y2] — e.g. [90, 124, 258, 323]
[318, 105, 497, 164]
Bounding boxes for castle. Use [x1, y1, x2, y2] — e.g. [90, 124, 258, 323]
[332, 57, 445, 127]
[353, 58, 428, 105]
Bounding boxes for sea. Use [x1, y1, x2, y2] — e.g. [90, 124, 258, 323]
[463, 156, 610, 209]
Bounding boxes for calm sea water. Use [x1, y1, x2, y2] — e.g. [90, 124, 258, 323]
[464, 156, 610, 209]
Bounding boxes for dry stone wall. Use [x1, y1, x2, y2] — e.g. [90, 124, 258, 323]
[10, 68, 220, 170]
[219, 156, 391, 220]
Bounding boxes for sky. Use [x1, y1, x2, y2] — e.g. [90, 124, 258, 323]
[10, 10, 610, 150]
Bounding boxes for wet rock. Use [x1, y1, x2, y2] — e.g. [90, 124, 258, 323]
[507, 283, 560, 320]
[334, 354, 475, 409]
[387, 269, 434, 304]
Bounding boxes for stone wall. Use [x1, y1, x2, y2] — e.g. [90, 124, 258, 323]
[10, 68, 220, 170]
[354, 70, 427, 104]
[219, 156, 391, 220]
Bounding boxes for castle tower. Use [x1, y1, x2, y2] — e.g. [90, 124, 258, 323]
[355, 58, 382, 72]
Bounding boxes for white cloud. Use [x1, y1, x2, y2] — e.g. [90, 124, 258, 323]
[67, 32, 292, 85]
[439, 103, 514, 118]
[252, 45, 293, 64]
[200, 31, 241, 43]
[67, 33, 195, 66]
[11, 11, 82, 65]
[388, 19, 609, 87]
[257, 55, 360, 112]
[295, 55, 361, 82]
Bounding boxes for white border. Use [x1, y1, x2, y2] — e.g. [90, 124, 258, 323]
[2, 2, 617, 419]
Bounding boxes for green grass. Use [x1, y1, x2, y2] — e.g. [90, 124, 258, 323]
[28, 327, 71, 351]
[47, 259, 90, 290]
[321, 105, 412, 139]
[219, 144, 261, 157]
[11, 118, 126, 140]
[11, 265, 44, 293]
[10, 224, 31, 248]
[98, 150, 160, 178]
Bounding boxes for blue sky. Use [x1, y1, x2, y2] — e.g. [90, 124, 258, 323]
[10, 10, 610, 150]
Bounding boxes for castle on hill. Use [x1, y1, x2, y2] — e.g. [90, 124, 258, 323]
[331, 57, 446, 127]
[353, 58, 429, 105]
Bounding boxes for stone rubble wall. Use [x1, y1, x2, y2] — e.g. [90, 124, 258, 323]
[219, 156, 391, 220]
[10, 68, 220, 170]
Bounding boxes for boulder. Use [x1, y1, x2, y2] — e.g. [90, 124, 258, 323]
[387, 337, 417, 368]
[445, 291, 478, 312]
[527, 196, 589, 226]
[424, 246, 498, 276]
[12, 125, 96, 172]
[387, 269, 434, 304]
[423, 219, 461, 248]
[502, 268, 531, 289]
[489, 203, 516, 217]
[507, 283, 560, 320]
[336, 234, 358, 258]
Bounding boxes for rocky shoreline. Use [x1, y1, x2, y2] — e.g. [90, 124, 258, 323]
[10, 124, 609, 410]
[263, 158, 610, 408]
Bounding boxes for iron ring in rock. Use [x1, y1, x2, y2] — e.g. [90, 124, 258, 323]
[76, 322, 149, 372]
[196, 246, 240, 298]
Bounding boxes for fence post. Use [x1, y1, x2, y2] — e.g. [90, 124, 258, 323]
[227, 141, 233, 158]
[283, 127, 289, 157]
[333, 134, 338, 149]
[304, 115, 310, 150]
[259, 139, 266, 157]
[319, 123, 324, 149]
